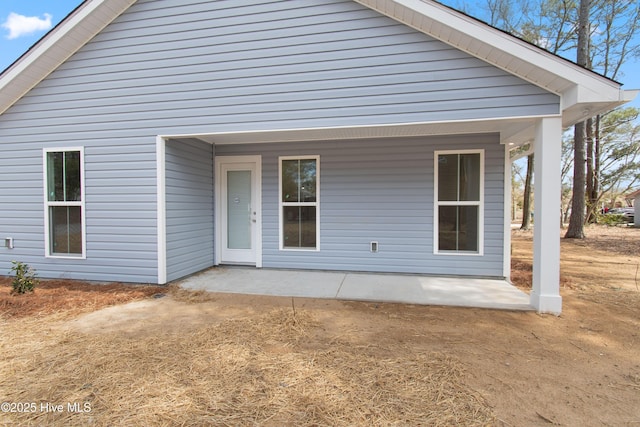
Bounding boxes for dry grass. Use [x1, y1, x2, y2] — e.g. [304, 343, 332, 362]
[1, 224, 638, 425]
[1, 306, 495, 426]
[563, 223, 640, 256]
[165, 282, 218, 303]
[510, 259, 575, 290]
[513, 223, 640, 256]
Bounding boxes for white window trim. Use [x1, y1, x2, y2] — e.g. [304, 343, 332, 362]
[433, 149, 484, 256]
[43, 147, 86, 259]
[278, 155, 320, 251]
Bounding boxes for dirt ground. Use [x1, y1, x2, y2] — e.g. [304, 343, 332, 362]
[0, 225, 638, 426]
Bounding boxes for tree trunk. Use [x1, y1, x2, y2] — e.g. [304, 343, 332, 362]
[586, 117, 596, 223]
[565, 121, 587, 238]
[593, 114, 601, 214]
[565, 0, 589, 239]
[563, 197, 572, 224]
[593, 114, 600, 202]
[521, 154, 534, 230]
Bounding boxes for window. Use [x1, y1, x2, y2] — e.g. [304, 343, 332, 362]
[44, 148, 85, 258]
[279, 156, 319, 250]
[435, 150, 483, 254]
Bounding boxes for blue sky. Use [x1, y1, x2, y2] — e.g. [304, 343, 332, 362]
[0, 0, 82, 72]
[0, 0, 638, 108]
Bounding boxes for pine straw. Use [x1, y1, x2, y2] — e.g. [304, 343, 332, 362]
[165, 282, 218, 303]
[562, 224, 640, 256]
[510, 259, 574, 290]
[0, 278, 166, 318]
[1, 308, 495, 426]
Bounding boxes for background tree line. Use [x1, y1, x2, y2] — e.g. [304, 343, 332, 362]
[446, 0, 640, 237]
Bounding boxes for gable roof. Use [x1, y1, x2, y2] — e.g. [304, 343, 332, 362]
[0, 0, 135, 116]
[0, 0, 636, 132]
[355, 0, 636, 124]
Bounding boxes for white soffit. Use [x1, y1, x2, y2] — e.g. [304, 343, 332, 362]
[0, 0, 135, 115]
[164, 116, 539, 146]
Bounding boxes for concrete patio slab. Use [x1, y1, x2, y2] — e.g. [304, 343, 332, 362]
[338, 273, 532, 310]
[180, 267, 346, 299]
[178, 267, 533, 311]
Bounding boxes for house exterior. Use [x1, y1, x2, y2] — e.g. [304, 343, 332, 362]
[627, 189, 639, 227]
[0, 0, 635, 314]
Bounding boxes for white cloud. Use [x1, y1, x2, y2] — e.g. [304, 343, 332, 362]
[2, 12, 52, 40]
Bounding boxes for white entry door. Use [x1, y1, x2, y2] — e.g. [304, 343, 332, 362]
[216, 156, 261, 266]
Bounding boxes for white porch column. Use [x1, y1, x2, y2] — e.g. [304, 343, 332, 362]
[156, 136, 167, 285]
[531, 117, 562, 314]
[503, 143, 512, 280]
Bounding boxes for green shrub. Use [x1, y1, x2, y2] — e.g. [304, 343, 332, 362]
[9, 261, 39, 294]
[599, 213, 626, 226]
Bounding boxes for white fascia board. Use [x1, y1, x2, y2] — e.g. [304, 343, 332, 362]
[0, 0, 135, 115]
[623, 89, 640, 103]
[561, 88, 638, 126]
[563, 84, 632, 109]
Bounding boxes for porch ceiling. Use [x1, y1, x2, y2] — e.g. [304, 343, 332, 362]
[166, 116, 543, 148]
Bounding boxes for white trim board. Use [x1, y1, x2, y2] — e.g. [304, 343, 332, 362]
[156, 136, 167, 284]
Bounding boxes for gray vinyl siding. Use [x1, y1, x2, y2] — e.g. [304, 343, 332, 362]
[0, 142, 158, 283]
[0, 0, 553, 282]
[216, 134, 505, 277]
[3, 0, 559, 138]
[165, 139, 214, 282]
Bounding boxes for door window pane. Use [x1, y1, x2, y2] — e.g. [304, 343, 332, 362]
[227, 170, 252, 250]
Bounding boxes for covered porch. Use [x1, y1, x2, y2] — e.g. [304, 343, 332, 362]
[159, 116, 565, 314]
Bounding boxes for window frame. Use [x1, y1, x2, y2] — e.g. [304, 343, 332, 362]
[43, 147, 86, 259]
[278, 155, 320, 251]
[433, 149, 484, 256]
